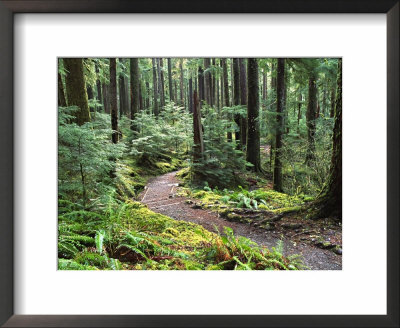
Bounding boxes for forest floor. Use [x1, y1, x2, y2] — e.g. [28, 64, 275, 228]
[140, 171, 342, 270]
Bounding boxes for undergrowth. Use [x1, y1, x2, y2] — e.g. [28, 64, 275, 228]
[58, 199, 305, 270]
[178, 179, 313, 214]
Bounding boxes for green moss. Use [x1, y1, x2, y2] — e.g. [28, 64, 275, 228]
[59, 200, 305, 270]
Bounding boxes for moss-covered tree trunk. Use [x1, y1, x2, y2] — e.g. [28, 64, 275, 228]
[64, 58, 90, 125]
[273, 58, 285, 191]
[58, 73, 67, 107]
[246, 58, 262, 173]
[102, 83, 110, 114]
[221, 58, 232, 142]
[109, 58, 118, 144]
[211, 58, 216, 108]
[188, 76, 193, 113]
[151, 58, 159, 117]
[159, 58, 166, 109]
[95, 62, 102, 105]
[262, 67, 267, 103]
[305, 70, 317, 164]
[179, 59, 185, 108]
[118, 69, 126, 117]
[130, 58, 140, 132]
[167, 58, 174, 103]
[239, 58, 247, 148]
[233, 58, 241, 147]
[193, 90, 204, 168]
[330, 83, 336, 118]
[203, 58, 211, 106]
[198, 66, 205, 105]
[309, 59, 342, 219]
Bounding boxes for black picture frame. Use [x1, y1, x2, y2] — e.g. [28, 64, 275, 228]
[0, 1, 398, 327]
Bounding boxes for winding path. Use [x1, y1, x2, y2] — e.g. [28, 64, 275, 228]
[141, 171, 342, 270]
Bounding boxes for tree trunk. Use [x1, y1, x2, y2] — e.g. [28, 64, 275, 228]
[273, 58, 285, 192]
[211, 58, 216, 107]
[152, 58, 159, 116]
[193, 90, 204, 167]
[309, 59, 342, 219]
[179, 59, 185, 108]
[64, 58, 90, 125]
[146, 81, 150, 110]
[86, 85, 94, 100]
[233, 58, 241, 146]
[109, 58, 118, 143]
[139, 82, 144, 111]
[246, 59, 262, 173]
[119, 74, 126, 117]
[167, 58, 174, 103]
[330, 84, 336, 118]
[297, 92, 302, 133]
[306, 70, 317, 164]
[158, 58, 165, 109]
[188, 76, 193, 113]
[198, 66, 205, 105]
[239, 58, 247, 148]
[221, 58, 232, 142]
[130, 58, 140, 132]
[58, 73, 67, 107]
[262, 67, 267, 104]
[102, 83, 109, 114]
[204, 58, 211, 106]
[95, 62, 102, 105]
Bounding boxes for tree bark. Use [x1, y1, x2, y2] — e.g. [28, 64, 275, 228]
[273, 58, 285, 192]
[109, 58, 118, 143]
[64, 58, 90, 125]
[86, 85, 94, 100]
[102, 83, 110, 114]
[119, 74, 126, 117]
[204, 58, 212, 106]
[309, 59, 342, 219]
[239, 58, 247, 148]
[211, 58, 216, 107]
[188, 76, 193, 113]
[95, 62, 102, 105]
[151, 58, 159, 116]
[198, 66, 205, 105]
[158, 58, 165, 109]
[233, 58, 241, 146]
[262, 67, 267, 104]
[330, 83, 336, 118]
[167, 58, 174, 103]
[193, 90, 204, 167]
[58, 72, 67, 107]
[179, 59, 185, 108]
[221, 58, 232, 142]
[306, 70, 317, 164]
[130, 58, 140, 132]
[246, 59, 262, 173]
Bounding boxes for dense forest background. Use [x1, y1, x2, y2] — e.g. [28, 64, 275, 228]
[58, 57, 342, 271]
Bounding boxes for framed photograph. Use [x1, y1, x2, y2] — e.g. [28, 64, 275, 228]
[1, 1, 398, 327]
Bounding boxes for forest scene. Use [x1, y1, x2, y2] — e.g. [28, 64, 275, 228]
[58, 57, 342, 271]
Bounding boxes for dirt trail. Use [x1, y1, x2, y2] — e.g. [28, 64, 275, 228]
[141, 171, 342, 270]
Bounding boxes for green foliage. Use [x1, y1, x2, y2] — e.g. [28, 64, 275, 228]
[58, 198, 304, 270]
[191, 186, 313, 212]
[189, 105, 249, 188]
[131, 102, 192, 160]
[58, 107, 126, 205]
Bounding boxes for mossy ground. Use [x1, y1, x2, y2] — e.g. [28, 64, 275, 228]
[58, 201, 304, 270]
[176, 174, 313, 216]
